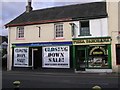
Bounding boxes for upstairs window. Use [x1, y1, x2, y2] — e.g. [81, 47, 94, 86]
[79, 21, 91, 36]
[54, 23, 63, 38]
[17, 26, 24, 38]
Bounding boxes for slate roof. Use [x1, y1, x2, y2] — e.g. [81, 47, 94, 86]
[5, 2, 107, 27]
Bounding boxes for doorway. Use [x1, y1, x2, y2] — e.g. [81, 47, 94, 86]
[76, 48, 86, 71]
[32, 47, 42, 69]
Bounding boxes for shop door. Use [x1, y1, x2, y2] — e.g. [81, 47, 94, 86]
[77, 49, 86, 71]
[32, 48, 40, 69]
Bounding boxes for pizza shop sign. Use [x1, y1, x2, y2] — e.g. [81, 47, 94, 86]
[14, 48, 29, 67]
[42, 46, 70, 68]
[73, 38, 111, 45]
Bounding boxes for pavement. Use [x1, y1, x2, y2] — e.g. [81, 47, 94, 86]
[2, 69, 120, 77]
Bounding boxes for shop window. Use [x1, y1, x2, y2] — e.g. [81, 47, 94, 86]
[116, 44, 120, 65]
[13, 47, 29, 67]
[17, 26, 24, 38]
[54, 23, 63, 38]
[79, 21, 91, 36]
[88, 46, 108, 68]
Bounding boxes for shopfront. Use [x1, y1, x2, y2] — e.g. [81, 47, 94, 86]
[12, 41, 73, 70]
[72, 37, 112, 72]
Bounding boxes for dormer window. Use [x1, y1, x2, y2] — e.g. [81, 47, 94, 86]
[17, 26, 24, 39]
[79, 21, 91, 36]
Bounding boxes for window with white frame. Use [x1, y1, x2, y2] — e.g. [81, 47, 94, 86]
[54, 23, 63, 38]
[79, 21, 91, 36]
[17, 26, 24, 38]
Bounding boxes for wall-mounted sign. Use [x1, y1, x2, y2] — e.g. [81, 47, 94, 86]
[117, 36, 120, 40]
[14, 48, 29, 67]
[12, 41, 72, 47]
[42, 46, 70, 68]
[73, 37, 111, 45]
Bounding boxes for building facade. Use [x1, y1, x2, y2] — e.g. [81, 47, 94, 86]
[106, 0, 120, 73]
[71, 17, 112, 72]
[9, 22, 73, 70]
[5, 1, 120, 73]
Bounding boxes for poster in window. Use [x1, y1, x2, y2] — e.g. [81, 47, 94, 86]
[42, 46, 70, 68]
[14, 48, 29, 67]
[88, 46, 108, 68]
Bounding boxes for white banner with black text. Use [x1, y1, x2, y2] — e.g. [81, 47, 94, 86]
[42, 46, 70, 68]
[14, 48, 29, 67]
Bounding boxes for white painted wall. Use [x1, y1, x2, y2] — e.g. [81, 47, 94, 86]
[72, 18, 108, 38]
[73, 21, 79, 38]
[90, 18, 108, 37]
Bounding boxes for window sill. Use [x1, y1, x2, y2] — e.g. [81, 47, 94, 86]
[53, 37, 65, 40]
[16, 38, 25, 40]
[78, 34, 92, 37]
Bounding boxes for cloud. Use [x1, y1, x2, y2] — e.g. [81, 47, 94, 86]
[2, 2, 25, 24]
[1, 0, 103, 36]
[2, 0, 104, 3]
[1, 2, 26, 36]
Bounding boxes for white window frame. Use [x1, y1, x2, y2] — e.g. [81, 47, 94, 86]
[79, 20, 91, 36]
[54, 23, 64, 39]
[17, 26, 24, 39]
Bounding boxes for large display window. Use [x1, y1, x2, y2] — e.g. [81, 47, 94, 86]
[14, 47, 29, 67]
[42, 46, 70, 68]
[88, 45, 109, 68]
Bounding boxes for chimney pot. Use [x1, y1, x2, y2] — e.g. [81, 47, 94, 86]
[26, 0, 33, 13]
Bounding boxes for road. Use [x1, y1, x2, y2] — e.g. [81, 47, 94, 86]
[2, 71, 120, 89]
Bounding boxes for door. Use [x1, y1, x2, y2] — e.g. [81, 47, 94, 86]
[77, 48, 86, 71]
[32, 48, 40, 69]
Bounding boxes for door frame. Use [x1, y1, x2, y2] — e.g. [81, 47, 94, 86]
[32, 48, 38, 70]
[76, 46, 87, 71]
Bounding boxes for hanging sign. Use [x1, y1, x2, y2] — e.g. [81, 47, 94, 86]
[14, 48, 29, 67]
[42, 46, 70, 68]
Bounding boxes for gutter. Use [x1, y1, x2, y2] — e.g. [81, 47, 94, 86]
[5, 18, 72, 28]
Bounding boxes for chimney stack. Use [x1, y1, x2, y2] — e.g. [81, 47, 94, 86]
[26, 0, 33, 13]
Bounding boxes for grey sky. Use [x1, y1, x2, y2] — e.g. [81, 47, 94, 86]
[0, 0, 103, 36]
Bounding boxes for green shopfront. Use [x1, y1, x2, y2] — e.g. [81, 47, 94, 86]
[72, 37, 112, 72]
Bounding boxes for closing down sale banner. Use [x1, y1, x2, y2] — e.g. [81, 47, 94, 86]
[42, 46, 70, 68]
[14, 48, 29, 67]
